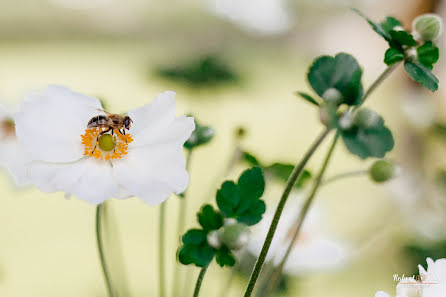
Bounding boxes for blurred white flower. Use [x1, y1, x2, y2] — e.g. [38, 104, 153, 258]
[0, 104, 29, 186]
[376, 258, 446, 297]
[209, 0, 294, 35]
[15, 85, 194, 205]
[246, 196, 350, 275]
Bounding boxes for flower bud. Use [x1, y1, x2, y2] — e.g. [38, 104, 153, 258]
[338, 111, 354, 131]
[369, 159, 396, 183]
[207, 230, 222, 249]
[98, 134, 115, 151]
[353, 108, 381, 129]
[412, 13, 443, 41]
[224, 218, 238, 226]
[322, 88, 343, 105]
[218, 222, 250, 250]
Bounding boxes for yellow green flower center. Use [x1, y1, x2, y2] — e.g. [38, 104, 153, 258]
[81, 127, 133, 160]
[98, 134, 115, 151]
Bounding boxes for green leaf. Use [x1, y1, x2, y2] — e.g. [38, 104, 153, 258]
[341, 111, 394, 159]
[242, 151, 261, 166]
[307, 53, 363, 106]
[384, 47, 404, 65]
[236, 199, 266, 226]
[296, 91, 320, 106]
[216, 181, 240, 218]
[197, 205, 224, 231]
[264, 163, 311, 189]
[389, 30, 417, 47]
[182, 229, 207, 245]
[404, 61, 439, 92]
[178, 243, 215, 267]
[215, 246, 236, 267]
[237, 167, 265, 214]
[380, 17, 403, 35]
[353, 9, 391, 41]
[417, 41, 439, 69]
[184, 119, 215, 150]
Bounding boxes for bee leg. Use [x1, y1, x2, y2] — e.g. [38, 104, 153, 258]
[118, 129, 128, 143]
[99, 127, 112, 135]
[90, 127, 112, 155]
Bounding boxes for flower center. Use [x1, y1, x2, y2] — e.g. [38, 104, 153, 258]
[1, 118, 16, 138]
[81, 127, 133, 160]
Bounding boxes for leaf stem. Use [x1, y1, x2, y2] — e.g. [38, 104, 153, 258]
[96, 203, 116, 297]
[322, 169, 368, 186]
[159, 202, 166, 297]
[262, 132, 340, 296]
[172, 150, 193, 297]
[193, 265, 209, 297]
[243, 128, 331, 297]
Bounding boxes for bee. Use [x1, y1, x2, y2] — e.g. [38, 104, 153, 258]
[87, 109, 133, 137]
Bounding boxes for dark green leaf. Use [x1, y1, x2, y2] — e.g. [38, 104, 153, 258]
[242, 151, 261, 166]
[353, 9, 391, 41]
[307, 53, 363, 106]
[236, 199, 266, 226]
[380, 17, 403, 35]
[341, 112, 394, 159]
[389, 30, 417, 46]
[384, 47, 404, 65]
[237, 167, 265, 213]
[216, 181, 240, 217]
[296, 91, 320, 106]
[215, 246, 236, 267]
[264, 163, 311, 189]
[182, 229, 207, 245]
[417, 41, 439, 69]
[404, 61, 439, 92]
[197, 205, 224, 231]
[178, 243, 215, 267]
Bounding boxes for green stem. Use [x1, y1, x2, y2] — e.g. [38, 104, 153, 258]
[243, 128, 331, 297]
[193, 265, 209, 297]
[262, 133, 340, 296]
[96, 204, 116, 297]
[322, 169, 368, 186]
[159, 202, 166, 297]
[172, 150, 193, 297]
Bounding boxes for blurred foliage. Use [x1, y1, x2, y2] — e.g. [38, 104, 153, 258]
[405, 240, 446, 275]
[155, 55, 239, 88]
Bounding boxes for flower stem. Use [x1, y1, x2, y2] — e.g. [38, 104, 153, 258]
[96, 203, 116, 297]
[193, 265, 209, 297]
[159, 202, 166, 297]
[322, 169, 368, 186]
[262, 132, 340, 296]
[243, 128, 331, 297]
[172, 150, 193, 297]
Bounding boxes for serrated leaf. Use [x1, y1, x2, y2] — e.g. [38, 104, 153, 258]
[384, 47, 404, 65]
[417, 41, 439, 69]
[178, 243, 215, 267]
[215, 246, 236, 267]
[307, 53, 363, 106]
[296, 91, 320, 106]
[242, 151, 261, 166]
[197, 205, 224, 231]
[216, 181, 240, 217]
[182, 229, 207, 245]
[404, 61, 439, 92]
[264, 163, 312, 189]
[341, 112, 394, 159]
[389, 30, 417, 46]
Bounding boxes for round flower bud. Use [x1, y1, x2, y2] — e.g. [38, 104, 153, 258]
[353, 108, 381, 130]
[322, 88, 343, 105]
[207, 230, 222, 249]
[369, 160, 395, 183]
[412, 13, 443, 41]
[218, 222, 250, 250]
[235, 126, 247, 140]
[319, 107, 331, 127]
[224, 218, 238, 226]
[98, 134, 115, 151]
[338, 111, 354, 131]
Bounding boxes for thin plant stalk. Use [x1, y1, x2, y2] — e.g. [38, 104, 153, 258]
[193, 265, 209, 297]
[172, 150, 193, 297]
[243, 128, 331, 297]
[322, 169, 368, 186]
[96, 203, 116, 297]
[261, 133, 340, 296]
[159, 202, 166, 297]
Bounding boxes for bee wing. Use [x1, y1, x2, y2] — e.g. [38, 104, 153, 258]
[96, 108, 111, 115]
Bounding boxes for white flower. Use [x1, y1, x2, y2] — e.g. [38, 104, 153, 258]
[376, 258, 446, 297]
[15, 85, 195, 205]
[246, 196, 350, 275]
[0, 103, 30, 186]
[209, 0, 294, 35]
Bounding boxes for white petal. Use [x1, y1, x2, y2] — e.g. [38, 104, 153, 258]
[112, 141, 189, 205]
[375, 292, 391, 297]
[15, 85, 103, 162]
[28, 157, 119, 204]
[0, 139, 30, 186]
